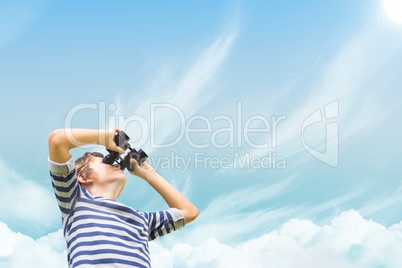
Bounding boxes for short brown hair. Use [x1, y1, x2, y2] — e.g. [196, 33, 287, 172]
[75, 152, 104, 179]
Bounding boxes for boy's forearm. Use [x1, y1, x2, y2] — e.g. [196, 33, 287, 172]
[48, 128, 107, 163]
[144, 172, 199, 224]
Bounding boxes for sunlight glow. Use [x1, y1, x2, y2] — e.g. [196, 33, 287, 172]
[384, 0, 402, 23]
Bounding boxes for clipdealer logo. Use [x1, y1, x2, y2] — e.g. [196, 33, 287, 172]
[64, 101, 286, 150]
[63, 100, 339, 171]
[301, 100, 339, 167]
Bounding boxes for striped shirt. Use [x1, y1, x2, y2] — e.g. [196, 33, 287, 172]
[49, 157, 185, 268]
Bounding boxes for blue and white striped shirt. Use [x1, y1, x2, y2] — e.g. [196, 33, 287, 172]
[49, 157, 185, 268]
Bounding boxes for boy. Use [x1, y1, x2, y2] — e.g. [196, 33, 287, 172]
[48, 128, 199, 267]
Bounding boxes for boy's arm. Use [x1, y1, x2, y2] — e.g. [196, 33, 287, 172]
[130, 160, 199, 224]
[48, 128, 124, 163]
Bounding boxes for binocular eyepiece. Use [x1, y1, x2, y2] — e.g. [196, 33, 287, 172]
[102, 131, 148, 172]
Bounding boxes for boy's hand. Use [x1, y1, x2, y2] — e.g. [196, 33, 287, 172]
[101, 128, 125, 154]
[129, 158, 155, 180]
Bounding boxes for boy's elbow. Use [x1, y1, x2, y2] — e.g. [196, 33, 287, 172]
[192, 208, 200, 221]
[48, 129, 70, 163]
[184, 206, 199, 224]
[48, 129, 64, 147]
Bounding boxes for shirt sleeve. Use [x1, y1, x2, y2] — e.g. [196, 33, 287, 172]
[145, 208, 186, 241]
[48, 157, 79, 219]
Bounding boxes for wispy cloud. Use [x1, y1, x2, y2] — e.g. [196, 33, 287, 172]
[243, 21, 402, 168]
[144, 29, 237, 162]
[358, 185, 402, 221]
[201, 175, 296, 218]
[113, 15, 239, 152]
[183, 176, 300, 243]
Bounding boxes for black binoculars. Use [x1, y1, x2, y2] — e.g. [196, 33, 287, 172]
[102, 131, 148, 172]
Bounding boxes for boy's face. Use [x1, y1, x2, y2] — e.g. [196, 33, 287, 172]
[88, 156, 127, 186]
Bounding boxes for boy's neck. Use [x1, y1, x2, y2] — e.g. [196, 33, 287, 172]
[84, 182, 125, 200]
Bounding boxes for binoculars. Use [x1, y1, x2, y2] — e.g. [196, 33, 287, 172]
[102, 131, 148, 172]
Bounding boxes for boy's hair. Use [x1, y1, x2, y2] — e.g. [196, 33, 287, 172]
[75, 152, 104, 179]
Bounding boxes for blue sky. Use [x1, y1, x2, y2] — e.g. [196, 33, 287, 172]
[1, 0, 402, 267]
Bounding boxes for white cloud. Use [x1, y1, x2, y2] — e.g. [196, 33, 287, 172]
[2, 210, 401, 268]
[0, 222, 66, 268]
[0, 157, 60, 237]
[36, 229, 66, 253]
[150, 210, 402, 268]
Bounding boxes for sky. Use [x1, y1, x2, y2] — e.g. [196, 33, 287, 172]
[1, 0, 402, 267]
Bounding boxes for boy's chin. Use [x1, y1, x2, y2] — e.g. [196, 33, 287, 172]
[121, 174, 128, 182]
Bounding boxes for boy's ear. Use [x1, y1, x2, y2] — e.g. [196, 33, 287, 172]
[77, 174, 95, 185]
